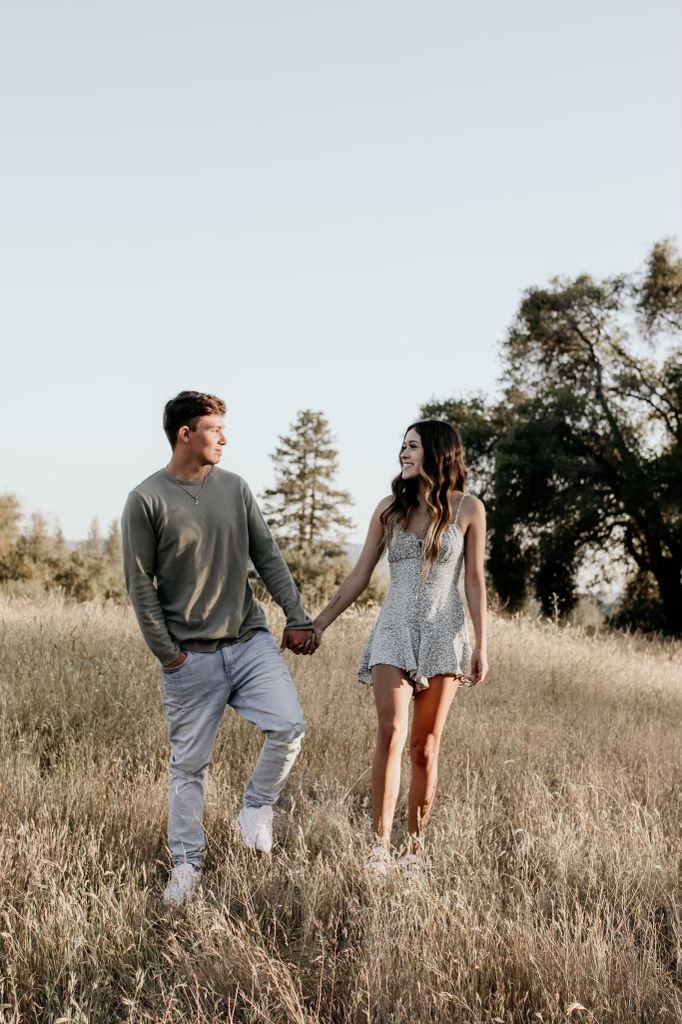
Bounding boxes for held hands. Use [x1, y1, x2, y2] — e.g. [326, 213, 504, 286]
[281, 619, 326, 656]
[280, 627, 320, 656]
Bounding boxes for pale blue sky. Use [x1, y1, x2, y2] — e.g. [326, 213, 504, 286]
[2, 0, 680, 542]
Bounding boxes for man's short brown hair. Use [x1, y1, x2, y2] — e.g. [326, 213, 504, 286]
[163, 391, 226, 448]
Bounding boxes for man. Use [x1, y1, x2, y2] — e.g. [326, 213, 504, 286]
[121, 391, 316, 907]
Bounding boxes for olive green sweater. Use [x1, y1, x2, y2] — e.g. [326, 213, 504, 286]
[121, 467, 311, 664]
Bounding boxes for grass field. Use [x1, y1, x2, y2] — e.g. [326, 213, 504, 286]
[0, 594, 680, 1023]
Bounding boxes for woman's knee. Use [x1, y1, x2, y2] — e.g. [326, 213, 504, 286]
[410, 732, 440, 769]
[376, 718, 408, 752]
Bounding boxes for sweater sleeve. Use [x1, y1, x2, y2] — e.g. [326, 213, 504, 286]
[242, 482, 312, 630]
[121, 491, 180, 664]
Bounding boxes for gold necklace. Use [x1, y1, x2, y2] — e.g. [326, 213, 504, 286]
[166, 465, 213, 505]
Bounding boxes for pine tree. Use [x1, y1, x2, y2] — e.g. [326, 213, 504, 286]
[261, 411, 356, 603]
[84, 518, 103, 557]
[100, 519, 125, 601]
[0, 498, 126, 602]
[103, 520, 122, 563]
[262, 410, 354, 554]
[0, 493, 21, 559]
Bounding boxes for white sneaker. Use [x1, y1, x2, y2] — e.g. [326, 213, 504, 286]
[162, 863, 202, 907]
[237, 805, 273, 854]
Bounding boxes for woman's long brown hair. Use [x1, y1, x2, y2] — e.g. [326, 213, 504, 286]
[381, 420, 467, 574]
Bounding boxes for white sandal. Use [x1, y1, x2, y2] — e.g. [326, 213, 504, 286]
[397, 852, 424, 880]
[365, 845, 392, 878]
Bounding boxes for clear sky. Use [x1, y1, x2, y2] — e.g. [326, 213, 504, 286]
[2, 0, 680, 543]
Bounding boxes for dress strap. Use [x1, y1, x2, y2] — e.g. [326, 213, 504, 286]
[453, 493, 467, 529]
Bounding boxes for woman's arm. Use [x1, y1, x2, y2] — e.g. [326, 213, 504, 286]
[462, 495, 489, 684]
[314, 497, 392, 635]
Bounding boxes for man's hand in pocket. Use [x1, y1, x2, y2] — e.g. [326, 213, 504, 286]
[163, 652, 187, 669]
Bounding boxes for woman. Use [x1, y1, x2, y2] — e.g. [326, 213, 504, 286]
[312, 420, 488, 875]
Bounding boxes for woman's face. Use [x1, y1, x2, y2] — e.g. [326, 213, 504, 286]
[400, 428, 424, 480]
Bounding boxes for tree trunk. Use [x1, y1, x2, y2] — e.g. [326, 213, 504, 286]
[653, 560, 682, 635]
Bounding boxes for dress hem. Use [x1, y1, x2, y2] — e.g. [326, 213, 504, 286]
[358, 660, 469, 692]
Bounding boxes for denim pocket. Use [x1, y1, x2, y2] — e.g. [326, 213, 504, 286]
[162, 651, 192, 675]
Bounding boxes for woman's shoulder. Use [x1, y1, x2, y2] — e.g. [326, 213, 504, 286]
[450, 492, 485, 520]
[364, 496, 395, 535]
[374, 494, 394, 516]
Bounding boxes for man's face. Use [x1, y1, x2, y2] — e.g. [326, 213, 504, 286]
[183, 414, 227, 465]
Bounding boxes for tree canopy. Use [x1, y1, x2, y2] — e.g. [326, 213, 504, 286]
[424, 241, 682, 634]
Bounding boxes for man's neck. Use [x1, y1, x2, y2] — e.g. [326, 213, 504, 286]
[167, 454, 212, 482]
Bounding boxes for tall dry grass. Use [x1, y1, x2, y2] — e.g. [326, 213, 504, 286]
[0, 594, 680, 1023]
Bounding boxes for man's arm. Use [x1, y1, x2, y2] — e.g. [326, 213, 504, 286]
[242, 481, 313, 631]
[121, 491, 181, 665]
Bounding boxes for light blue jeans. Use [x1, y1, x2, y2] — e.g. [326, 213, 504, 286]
[160, 630, 305, 867]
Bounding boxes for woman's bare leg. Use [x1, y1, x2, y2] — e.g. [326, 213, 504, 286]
[408, 675, 460, 840]
[371, 665, 413, 847]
